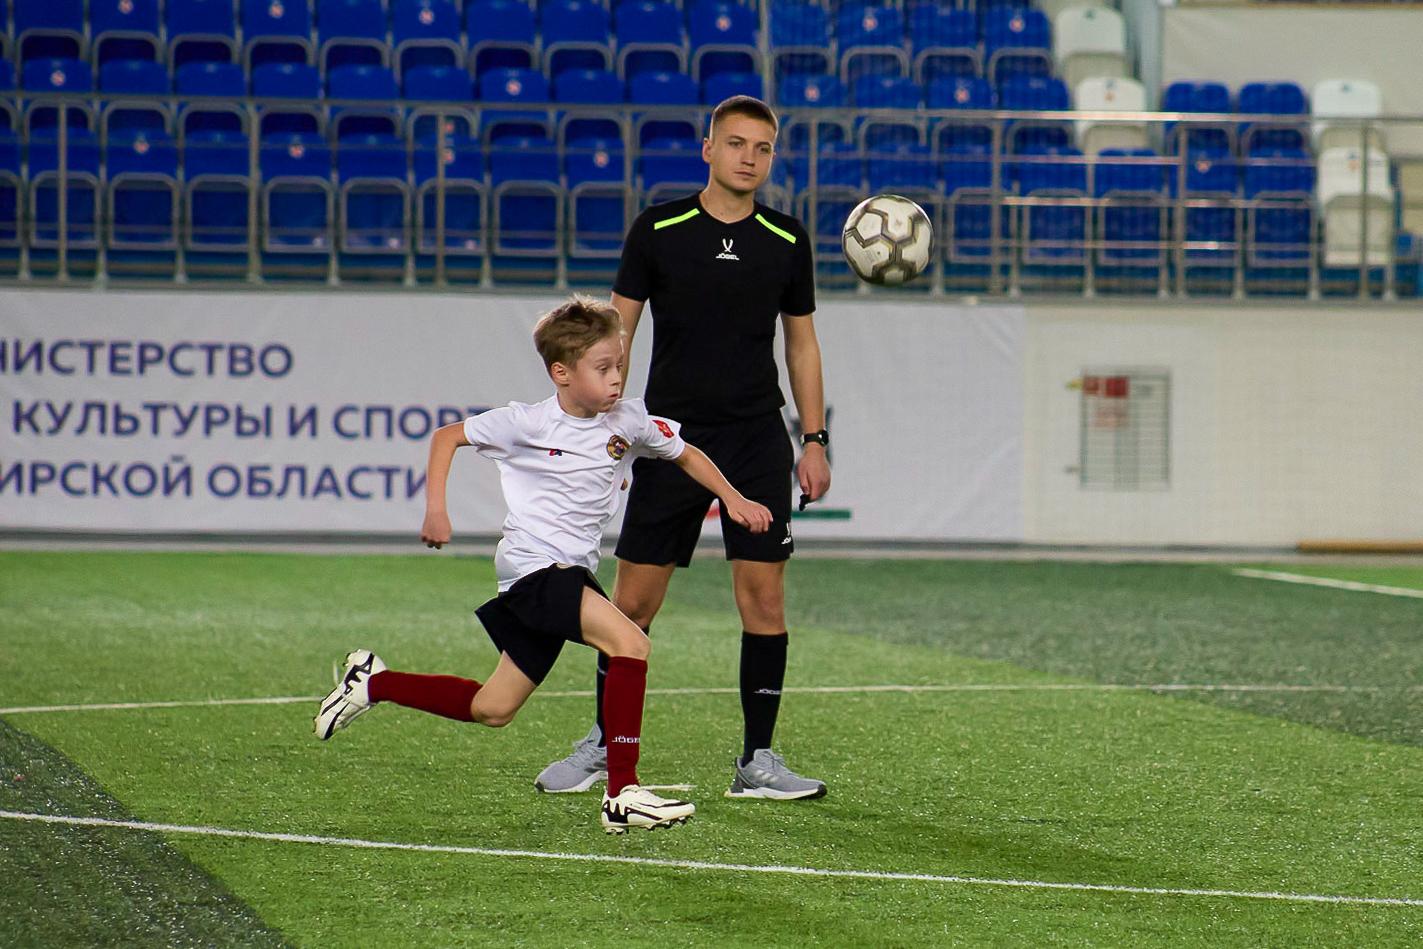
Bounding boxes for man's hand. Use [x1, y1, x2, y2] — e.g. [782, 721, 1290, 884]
[421, 510, 452, 549]
[797, 444, 831, 504]
[724, 497, 773, 534]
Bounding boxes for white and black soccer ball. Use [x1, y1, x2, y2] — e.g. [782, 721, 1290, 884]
[841, 194, 933, 286]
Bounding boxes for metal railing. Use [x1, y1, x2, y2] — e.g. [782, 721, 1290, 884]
[1, 92, 1416, 300]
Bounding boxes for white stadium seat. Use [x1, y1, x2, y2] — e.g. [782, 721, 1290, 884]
[1312, 79, 1386, 155]
[1075, 76, 1151, 155]
[1038, 0, 1108, 27]
[1054, 5, 1128, 91]
[1317, 146, 1395, 267]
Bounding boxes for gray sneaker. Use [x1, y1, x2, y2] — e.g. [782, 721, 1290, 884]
[725, 749, 827, 800]
[534, 725, 607, 793]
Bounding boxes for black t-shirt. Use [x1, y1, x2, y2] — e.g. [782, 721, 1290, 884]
[612, 194, 816, 426]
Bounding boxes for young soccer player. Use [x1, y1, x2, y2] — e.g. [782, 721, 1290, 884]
[313, 296, 773, 833]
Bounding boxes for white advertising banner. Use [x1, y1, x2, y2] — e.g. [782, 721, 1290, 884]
[0, 290, 1024, 541]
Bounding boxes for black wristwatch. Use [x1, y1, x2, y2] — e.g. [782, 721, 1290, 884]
[800, 429, 829, 448]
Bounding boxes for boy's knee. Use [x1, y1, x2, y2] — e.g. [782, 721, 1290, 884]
[473, 703, 517, 728]
[616, 629, 651, 661]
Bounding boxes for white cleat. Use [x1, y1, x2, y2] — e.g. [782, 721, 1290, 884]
[313, 649, 386, 740]
[600, 785, 695, 834]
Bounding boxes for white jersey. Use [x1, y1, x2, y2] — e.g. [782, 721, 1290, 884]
[463, 396, 685, 590]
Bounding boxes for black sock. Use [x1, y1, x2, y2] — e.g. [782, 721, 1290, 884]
[596, 625, 648, 747]
[740, 631, 788, 765]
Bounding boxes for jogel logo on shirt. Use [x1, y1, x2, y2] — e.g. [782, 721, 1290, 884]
[654, 419, 674, 439]
[606, 435, 630, 460]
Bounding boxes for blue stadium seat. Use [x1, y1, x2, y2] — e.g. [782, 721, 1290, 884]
[702, 71, 762, 105]
[1243, 147, 1314, 293]
[566, 134, 627, 274]
[106, 130, 179, 267]
[261, 133, 334, 265]
[639, 134, 704, 198]
[1015, 145, 1087, 280]
[241, 0, 315, 68]
[1094, 147, 1169, 291]
[22, 58, 94, 134]
[337, 133, 410, 264]
[393, 0, 463, 77]
[184, 129, 253, 273]
[769, 1, 833, 80]
[91, 0, 162, 66]
[413, 134, 485, 274]
[467, 0, 537, 79]
[15, 0, 86, 62]
[99, 59, 170, 139]
[253, 62, 324, 136]
[910, 6, 979, 85]
[998, 76, 1071, 152]
[780, 73, 846, 110]
[541, 0, 613, 79]
[628, 70, 698, 146]
[478, 67, 551, 142]
[0, 133, 20, 266]
[176, 62, 248, 137]
[328, 64, 400, 139]
[983, 7, 1052, 84]
[778, 74, 850, 157]
[553, 67, 624, 143]
[318, 0, 390, 72]
[167, 0, 239, 68]
[853, 75, 920, 152]
[688, 0, 758, 82]
[836, 3, 908, 85]
[489, 134, 561, 278]
[928, 76, 995, 153]
[404, 65, 476, 143]
[1161, 81, 1233, 154]
[28, 131, 101, 255]
[867, 142, 936, 194]
[1238, 81, 1309, 154]
[1183, 150, 1240, 291]
[614, 0, 686, 79]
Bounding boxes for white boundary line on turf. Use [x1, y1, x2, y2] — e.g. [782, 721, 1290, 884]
[3, 681, 1417, 716]
[1, 810, 1418, 909]
[1233, 568, 1423, 599]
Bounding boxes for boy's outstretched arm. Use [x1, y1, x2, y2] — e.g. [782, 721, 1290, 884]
[672, 445, 773, 534]
[422, 422, 470, 549]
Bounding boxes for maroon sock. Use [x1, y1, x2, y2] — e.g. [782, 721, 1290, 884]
[368, 671, 481, 723]
[602, 656, 647, 796]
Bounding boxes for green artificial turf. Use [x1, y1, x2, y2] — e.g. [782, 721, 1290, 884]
[2, 552, 1421, 946]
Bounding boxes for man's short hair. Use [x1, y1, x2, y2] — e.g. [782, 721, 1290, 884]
[709, 95, 779, 139]
[533, 295, 624, 369]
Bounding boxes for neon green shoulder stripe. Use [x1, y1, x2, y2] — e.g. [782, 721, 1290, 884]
[755, 213, 796, 244]
[653, 208, 701, 230]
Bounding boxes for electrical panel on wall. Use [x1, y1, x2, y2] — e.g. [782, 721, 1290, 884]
[1075, 369, 1171, 490]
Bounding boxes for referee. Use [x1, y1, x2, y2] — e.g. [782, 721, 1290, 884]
[536, 96, 832, 800]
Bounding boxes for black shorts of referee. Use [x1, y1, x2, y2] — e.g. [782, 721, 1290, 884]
[615, 411, 794, 567]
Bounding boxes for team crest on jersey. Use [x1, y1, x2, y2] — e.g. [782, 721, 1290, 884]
[606, 435, 630, 460]
[654, 419, 674, 439]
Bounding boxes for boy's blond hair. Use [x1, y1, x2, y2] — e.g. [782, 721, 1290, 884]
[533, 295, 624, 370]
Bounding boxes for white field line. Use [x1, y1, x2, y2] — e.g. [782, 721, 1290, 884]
[1, 810, 1418, 909]
[2, 681, 1417, 717]
[1233, 568, 1423, 599]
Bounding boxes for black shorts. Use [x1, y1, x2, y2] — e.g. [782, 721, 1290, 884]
[615, 411, 794, 568]
[474, 565, 607, 686]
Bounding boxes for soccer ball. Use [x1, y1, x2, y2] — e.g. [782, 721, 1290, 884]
[841, 194, 933, 286]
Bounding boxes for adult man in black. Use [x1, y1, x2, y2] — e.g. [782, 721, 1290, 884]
[536, 96, 833, 799]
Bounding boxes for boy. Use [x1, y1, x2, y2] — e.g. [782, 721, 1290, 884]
[314, 295, 773, 833]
